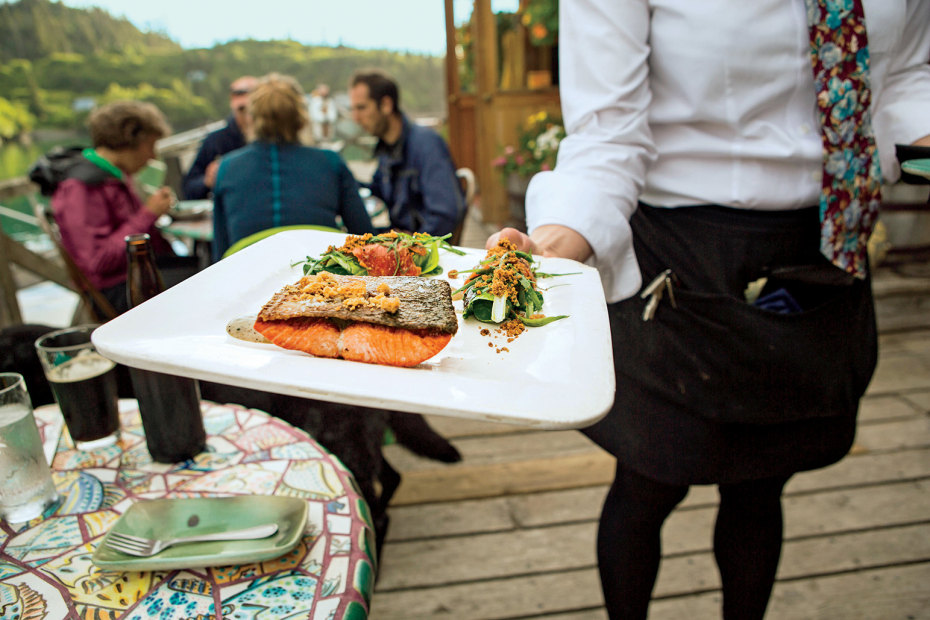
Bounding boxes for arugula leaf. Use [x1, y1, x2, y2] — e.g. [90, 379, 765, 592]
[421, 240, 441, 275]
[520, 315, 569, 327]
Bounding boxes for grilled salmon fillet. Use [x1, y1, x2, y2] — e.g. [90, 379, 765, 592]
[254, 272, 457, 367]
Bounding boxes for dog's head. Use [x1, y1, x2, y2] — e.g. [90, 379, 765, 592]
[0, 324, 57, 407]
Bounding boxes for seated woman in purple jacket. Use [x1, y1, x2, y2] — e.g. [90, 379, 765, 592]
[52, 100, 197, 316]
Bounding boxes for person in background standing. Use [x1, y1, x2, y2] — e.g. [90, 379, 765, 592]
[182, 75, 258, 199]
[349, 69, 464, 236]
[309, 83, 339, 143]
[488, 1, 930, 618]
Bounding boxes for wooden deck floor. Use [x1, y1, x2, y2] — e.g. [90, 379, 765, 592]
[371, 328, 930, 619]
[370, 214, 930, 619]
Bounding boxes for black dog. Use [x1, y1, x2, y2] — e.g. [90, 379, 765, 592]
[199, 383, 461, 559]
[0, 323, 58, 407]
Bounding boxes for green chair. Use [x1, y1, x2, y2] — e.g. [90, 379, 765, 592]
[222, 224, 343, 258]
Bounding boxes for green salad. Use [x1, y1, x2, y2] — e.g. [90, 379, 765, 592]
[454, 239, 570, 327]
[298, 231, 464, 277]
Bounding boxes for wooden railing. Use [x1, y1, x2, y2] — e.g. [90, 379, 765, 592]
[0, 176, 76, 327]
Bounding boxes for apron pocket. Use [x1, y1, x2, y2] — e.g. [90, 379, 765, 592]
[618, 276, 877, 425]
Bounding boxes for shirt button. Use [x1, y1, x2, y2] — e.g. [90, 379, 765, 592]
[800, 124, 812, 134]
[811, 170, 821, 181]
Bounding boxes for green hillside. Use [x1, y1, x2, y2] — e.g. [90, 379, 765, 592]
[0, 0, 445, 141]
[0, 0, 181, 61]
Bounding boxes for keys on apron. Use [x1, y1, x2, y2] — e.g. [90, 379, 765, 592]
[641, 269, 677, 321]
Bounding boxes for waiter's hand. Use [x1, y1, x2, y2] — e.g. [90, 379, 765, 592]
[486, 224, 593, 263]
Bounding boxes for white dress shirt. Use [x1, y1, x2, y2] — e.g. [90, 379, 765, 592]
[527, 0, 930, 302]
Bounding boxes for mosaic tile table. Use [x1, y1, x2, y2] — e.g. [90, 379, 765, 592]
[0, 399, 375, 619]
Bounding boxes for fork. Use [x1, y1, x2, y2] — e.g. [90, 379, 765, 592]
[105, 523, 279, 557]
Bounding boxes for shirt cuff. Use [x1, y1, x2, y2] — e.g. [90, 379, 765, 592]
[526, 171, 643, 303]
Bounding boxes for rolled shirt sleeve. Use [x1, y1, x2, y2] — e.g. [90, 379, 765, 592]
[526, 0, 655, 303]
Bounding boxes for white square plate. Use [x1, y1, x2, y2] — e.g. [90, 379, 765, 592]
[92, 230, 614, 429]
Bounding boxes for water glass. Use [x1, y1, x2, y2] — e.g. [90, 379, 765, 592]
[35, 325, 120, 450]
[0, 373, 60, 523]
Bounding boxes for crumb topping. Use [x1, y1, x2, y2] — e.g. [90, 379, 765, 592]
[289, 272, 399, 313]
[500, 319, 526, 340]
[465, 239, 536, 306]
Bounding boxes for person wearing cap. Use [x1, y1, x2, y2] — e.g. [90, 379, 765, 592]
[182, 75, 258, 199]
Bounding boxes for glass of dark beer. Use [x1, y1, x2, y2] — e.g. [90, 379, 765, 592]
[35, 325, 120, 450]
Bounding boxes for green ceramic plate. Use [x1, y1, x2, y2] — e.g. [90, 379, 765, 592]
[901, 158, 930, 181]
[92, 496, 308, 571]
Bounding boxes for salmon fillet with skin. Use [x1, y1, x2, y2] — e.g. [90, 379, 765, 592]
[253, 273, 457, 367]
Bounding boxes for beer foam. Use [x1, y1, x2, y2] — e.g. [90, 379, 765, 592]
[46, 352, 116, 383]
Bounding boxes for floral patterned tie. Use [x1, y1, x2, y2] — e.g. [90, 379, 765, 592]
[804, 0, 882, 278]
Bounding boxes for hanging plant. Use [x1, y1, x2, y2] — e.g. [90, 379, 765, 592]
[521, 0, 558, 47]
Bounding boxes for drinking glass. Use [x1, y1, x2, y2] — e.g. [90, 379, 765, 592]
[0, 373, 60, 523]
[35, 325, 120, 450]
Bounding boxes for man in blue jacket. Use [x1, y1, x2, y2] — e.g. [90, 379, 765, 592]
[182, 75, 257, 199]
[349, 70, 464, 236]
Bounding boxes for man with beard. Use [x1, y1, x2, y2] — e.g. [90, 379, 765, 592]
[349, 70, 464, 236]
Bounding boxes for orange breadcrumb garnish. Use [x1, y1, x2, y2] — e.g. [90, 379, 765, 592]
[290, 272, 399, 313]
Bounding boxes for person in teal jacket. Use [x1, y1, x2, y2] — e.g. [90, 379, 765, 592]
[212, 73, 374, 262]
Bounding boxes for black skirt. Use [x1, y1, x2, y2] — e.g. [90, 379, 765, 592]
[582, 204, 878, 485]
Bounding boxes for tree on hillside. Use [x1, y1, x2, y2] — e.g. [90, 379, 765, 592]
[0, 97, 36, 143]
[0, 0, 180, 62]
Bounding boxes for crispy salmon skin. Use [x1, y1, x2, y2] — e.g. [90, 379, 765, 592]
[254, 272, 458, 367]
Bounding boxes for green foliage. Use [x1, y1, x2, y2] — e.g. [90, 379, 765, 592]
[98, 82, 214, 130]
[521, 0, 559, 46]
[0, 97, 35, 139]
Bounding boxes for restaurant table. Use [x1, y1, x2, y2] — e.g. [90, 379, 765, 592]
[0, 399, 375, 619]
[159, 200, 214, 269]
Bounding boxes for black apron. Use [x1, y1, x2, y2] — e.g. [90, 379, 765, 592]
[582, 204, 878, 485]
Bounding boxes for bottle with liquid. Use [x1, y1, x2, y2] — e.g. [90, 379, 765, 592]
[125, 233, 206, 463]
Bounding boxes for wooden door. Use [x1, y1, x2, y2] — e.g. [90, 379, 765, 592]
[445, 0, 561, 226]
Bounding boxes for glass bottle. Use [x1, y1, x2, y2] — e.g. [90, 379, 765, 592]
[125, 234, 206, 463]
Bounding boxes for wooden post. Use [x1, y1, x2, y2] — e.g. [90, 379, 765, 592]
[0, 230, 24, 327]
[0, 176, 77, 327]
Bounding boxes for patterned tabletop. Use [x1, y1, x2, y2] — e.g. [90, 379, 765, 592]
[0, 399, 375, 619]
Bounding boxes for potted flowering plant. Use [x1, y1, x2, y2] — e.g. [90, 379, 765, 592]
[493, 111, 565, 230]
[493, 111, 565, 183]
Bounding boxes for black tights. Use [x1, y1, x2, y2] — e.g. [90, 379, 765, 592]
[597, 463, 790, 619]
